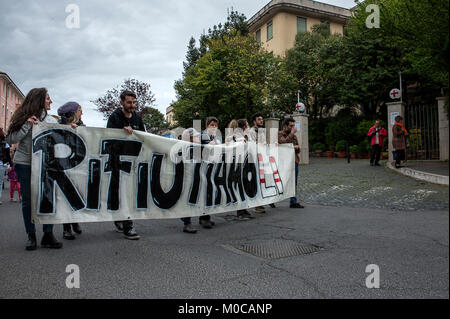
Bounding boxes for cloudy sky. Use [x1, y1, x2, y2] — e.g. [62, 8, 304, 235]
[0, 0, 355, 127]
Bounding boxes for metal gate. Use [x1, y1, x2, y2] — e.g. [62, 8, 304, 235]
[405, 103, 440, 160]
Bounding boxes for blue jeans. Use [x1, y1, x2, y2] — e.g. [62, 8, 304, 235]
[290, 164, 299, 205]
[181, 218, 192, 226]
[15, 164, 53, 234]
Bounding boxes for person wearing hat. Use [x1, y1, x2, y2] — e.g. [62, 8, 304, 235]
[180, 128, 200, 234]
[57, 102, 84, 240]
[58, 101, 84, 128]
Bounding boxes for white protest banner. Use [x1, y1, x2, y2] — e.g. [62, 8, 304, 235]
[31, 124, 295, 224]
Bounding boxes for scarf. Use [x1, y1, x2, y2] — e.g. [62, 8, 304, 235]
[395, 122, 409, 136]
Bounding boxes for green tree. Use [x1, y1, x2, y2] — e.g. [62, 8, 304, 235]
[269, 24, 345, 119]
[183, 37, 200, 74]
[347, 0, 448, 112]
[141, 107, 168, 135]
[92, 78, 156, 119]
[173, 33, 277, 130]
[378, 0, 449, 88]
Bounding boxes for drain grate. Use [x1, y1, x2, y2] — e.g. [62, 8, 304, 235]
[234, 239, 323, 260]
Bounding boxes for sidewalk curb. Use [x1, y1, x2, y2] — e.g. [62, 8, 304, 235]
[387, 162, 449, 186]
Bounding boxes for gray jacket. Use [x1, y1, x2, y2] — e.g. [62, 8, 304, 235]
[6, 122, 33, 165]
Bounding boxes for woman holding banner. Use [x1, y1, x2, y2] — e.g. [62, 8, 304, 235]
[6, 88, 63, 251]
[57, 102, 84, 240]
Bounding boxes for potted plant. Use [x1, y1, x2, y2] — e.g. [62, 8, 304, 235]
[326, 145, 335, 158]
[357, 141, 370, 159]
[336, 140, 347, 158]
[312, 143, 325, 157]
[349, 145, 358, 159]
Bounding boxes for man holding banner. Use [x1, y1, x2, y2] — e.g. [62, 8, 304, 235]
[106, 90, 146, 240]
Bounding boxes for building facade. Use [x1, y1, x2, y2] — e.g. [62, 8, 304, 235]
[166, 105, 175, 126]
[0, 72, 25, 131]
[248, 0, 351, 57]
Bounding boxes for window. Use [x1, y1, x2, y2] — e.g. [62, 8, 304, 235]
[256, 29, 261, 44]
[297, 17, 307, 33]
[267, 21, 273, 41]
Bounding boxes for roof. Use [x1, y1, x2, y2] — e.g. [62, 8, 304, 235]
[0, 72, 25, 99]
[248, 0, 352, 30]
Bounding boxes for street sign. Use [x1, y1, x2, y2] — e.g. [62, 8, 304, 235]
[390, 89, 401, 100]
[391, 112, 400, 125]
[296, 102, 306, 113]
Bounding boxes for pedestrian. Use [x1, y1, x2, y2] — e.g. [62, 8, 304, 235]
[232, 119, 254, 220]
[106, 90, 145, 240]
[7, 149, 21, 202]
[199, 117, 222, 229]
[0, 127, 12, 205]
[278, 118, 305, 209]
[180, 128, 200, 234]
[57, 102, 84, 240]
[6, 88, 63, 250]
[392, 116, 409, 169]
[367, 120, 388, 167]
[248, 113, 276, 213]
[225, 119, 238, 145]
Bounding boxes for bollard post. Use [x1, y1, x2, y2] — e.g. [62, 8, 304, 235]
[347, 142, 350, 164]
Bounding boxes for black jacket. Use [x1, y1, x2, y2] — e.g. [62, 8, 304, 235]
[0, 139, 11, 165]
[107, 108, 146, 132]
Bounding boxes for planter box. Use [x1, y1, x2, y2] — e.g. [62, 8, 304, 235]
[326, 151, 334, 158]
[338, 151, 347, 158]
[359, 154, 370, 159]
[350, 153, 357, 159]
[315, 151, 323, 158]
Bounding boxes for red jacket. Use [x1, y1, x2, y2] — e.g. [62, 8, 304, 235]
[367, 126, 388, 146]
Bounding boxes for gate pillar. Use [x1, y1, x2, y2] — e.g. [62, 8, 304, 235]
[437, 97, 449, 161]
[387, 102, 406, 163]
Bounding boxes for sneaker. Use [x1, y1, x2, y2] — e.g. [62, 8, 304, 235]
[290, 203, 305, 209]
[237, 210, 253, 220]
[183, 224, 198, 234]
[26, 233, 37, 251]
[254, 206, 266, 214]
[237, 214, 251, 221]
[269, 203, 276, 208]
[0, 201, 2, 205]
[124, 228, 140, 240]
[72, 223, 82, 235]
[200, 220, 214, 229]
[41, 232, 63, 249]
[114, 221, 124, 233]
[374, 163, 382, 167]
[199, 217, 215, 227]
[63, 229, 76, 240]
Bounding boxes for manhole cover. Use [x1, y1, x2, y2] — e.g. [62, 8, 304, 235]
[233, 239, 323, 260]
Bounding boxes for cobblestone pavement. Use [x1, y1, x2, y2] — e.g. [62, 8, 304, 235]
[298, 158, 449, 211]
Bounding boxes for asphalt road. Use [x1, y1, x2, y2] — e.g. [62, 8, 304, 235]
[0, 159, 448, 299]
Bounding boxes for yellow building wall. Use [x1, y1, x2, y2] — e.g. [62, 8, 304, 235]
[254, 11, 345, 57]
